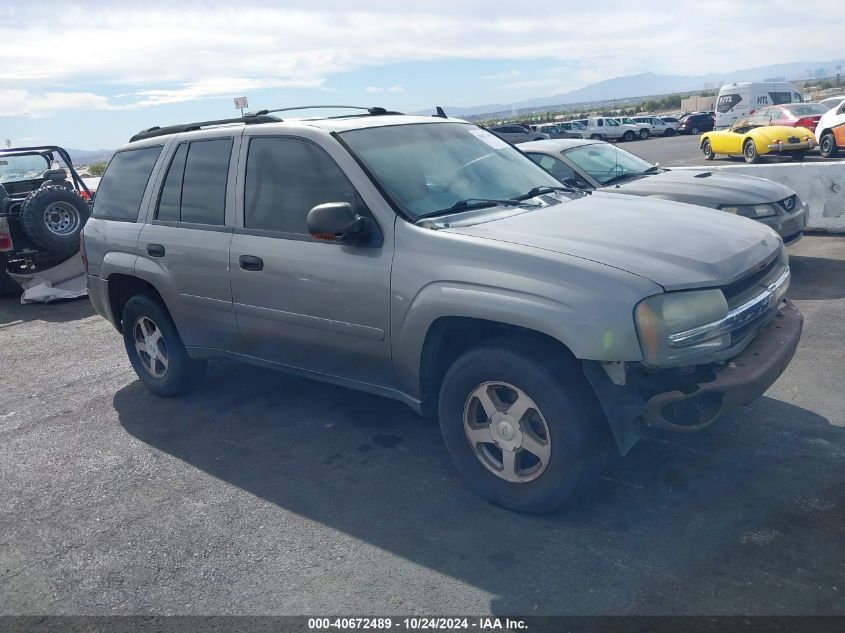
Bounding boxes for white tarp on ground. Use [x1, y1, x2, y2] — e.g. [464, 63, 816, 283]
[7, 253, 87, 304]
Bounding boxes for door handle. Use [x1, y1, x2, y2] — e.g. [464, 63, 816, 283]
[147, 243, 165, 257]
[239, 255, 264, 271]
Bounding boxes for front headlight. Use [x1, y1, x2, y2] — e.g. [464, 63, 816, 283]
[719, 203, 777, 219]
[634, 289, 729, 366]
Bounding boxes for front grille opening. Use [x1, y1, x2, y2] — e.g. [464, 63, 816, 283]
[722, 255, 783, 309]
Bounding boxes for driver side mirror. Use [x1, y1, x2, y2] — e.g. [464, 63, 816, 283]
[306, 202, 369, 243]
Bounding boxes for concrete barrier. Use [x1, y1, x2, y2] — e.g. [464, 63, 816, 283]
[677, 161, 845, 233]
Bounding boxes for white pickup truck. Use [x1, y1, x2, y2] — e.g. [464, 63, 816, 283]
[572, 117, 641, 142]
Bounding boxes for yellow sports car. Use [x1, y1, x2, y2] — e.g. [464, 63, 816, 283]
[700, 118, 815, 163]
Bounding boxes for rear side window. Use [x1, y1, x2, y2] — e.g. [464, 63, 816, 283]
[244, 137, 355, 235]
[93, 146, 162, 221]
[154, 138, 232, 225]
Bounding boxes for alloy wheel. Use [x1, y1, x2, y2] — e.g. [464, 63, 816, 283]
[133, 316, 169, 378]
[463, 381, 551, 483]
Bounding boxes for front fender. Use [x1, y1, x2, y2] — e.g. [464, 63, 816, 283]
[392, 281, 647, 399]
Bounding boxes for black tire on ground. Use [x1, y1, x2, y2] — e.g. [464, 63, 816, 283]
[664, 128, 675, 137]
[690, 126, 700, 135]
[743, 139, 761, 164]
[122, 293, 207, 397]
[623, 131, 635, 142]
[702, 139, 716, 160]
[438, 338, 610, 513]
[20, 186, 91, 254]
[639, 129, 649, 139]
[819, 132, 838, 158]
[0, 255, 21, 297]
[590, 134, 603, 141]
[791, 150, 807, 161]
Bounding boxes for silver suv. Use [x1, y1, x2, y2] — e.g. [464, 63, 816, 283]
[83, 107, 803, 513]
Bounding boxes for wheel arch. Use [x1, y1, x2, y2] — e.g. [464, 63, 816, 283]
[106, 272, 168, 333]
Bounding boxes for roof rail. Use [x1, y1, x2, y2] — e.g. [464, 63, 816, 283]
[129, 113, 282, 143]
[247, 105, 402, 117]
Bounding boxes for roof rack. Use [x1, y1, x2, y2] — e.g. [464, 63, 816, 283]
[247, 105, 401, 117]
[129, 113, 281, 143]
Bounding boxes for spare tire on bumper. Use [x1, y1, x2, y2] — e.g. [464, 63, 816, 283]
[20, 186, 91, 254]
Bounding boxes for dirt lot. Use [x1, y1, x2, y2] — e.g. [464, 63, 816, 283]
[1, 236, 843, 615]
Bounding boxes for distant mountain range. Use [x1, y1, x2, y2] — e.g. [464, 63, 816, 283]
[419, 58, 845, 118]
[65, 148, 114, 167]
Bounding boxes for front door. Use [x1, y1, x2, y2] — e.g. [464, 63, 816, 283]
[229, 134, 393, 386]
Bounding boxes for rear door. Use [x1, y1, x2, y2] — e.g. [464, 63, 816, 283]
[137, 133, 242, 352]
[229, 132, 393, 385]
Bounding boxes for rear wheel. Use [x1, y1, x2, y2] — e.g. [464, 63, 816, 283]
[623, 131, 635, 142]
[690, 125, 701, 135]
[639, 129, 649, 140]
[438, 340, 609, 513]
[20, 186, 90, 254]
[590, 134, 604, 141]
[702, 139, 716, 160]
[819, 132, 838, 158]
[122, 293, 207, 397]
[743, 139, 761, 164]
[664, 128, 675, 137]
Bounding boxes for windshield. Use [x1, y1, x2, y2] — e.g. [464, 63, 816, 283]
[0, 154, 50, 183]
[782, 103, 827, 116]
[563, 143, 654, 185]
[339, 122, 562, 218]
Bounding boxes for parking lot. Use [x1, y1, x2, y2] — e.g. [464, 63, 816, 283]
[1, 235, 843, 615]
[624, 133, 837, 168]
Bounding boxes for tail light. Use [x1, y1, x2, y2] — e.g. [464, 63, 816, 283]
[794, 117, 817, 129]
[0, 218, 12, 252]
[79, 190, 91, 201]
[79, 228, 88, 273]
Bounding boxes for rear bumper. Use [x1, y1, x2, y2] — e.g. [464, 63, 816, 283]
[767, 140, 813, 152]
[583, 300, 803, 454]
[86, 273, 116, 328]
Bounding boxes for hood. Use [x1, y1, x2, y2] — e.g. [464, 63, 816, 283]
[607, 169, 794, 207]
[443, 192, 781, 291]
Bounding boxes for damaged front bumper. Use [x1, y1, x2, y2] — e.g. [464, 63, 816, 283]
[584, 300, 803, 454]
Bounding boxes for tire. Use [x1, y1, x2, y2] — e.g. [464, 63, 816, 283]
[20, 186, 90, 254]
[0, 255, 21, 297]
[743, 139, 761, 164]
[819, 132, 838, 158]
[590, 134, 603, 141]
[664, 129, 675, 137]
[702, 139, 716, 160]
[639, 129, 649, 140]
[623, 131, 635, 142]
[690, 126, 700, 135]
[791, 150, 807, 162]
[122, 293, 207, 397]
[438, 339, 609, 513]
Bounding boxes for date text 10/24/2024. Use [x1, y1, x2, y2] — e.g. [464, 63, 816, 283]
[308, 617, 528, 631]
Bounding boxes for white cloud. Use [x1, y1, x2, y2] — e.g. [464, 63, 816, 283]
[365, 84, 404, 93]
[0, 0, 842, 116]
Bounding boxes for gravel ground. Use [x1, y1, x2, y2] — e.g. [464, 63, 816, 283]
[1, 236, 843, 615]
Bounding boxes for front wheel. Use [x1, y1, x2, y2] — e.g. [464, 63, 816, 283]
[664, 129, 675, 137]
[623, 131, 635, 142]
[639, 129, 649, 140]
[590, 134, 604, 141]
[743, 139, 761, 164]
[690, 126, 701, 135]
[122, 293, 207, 397]
[438, 340, 609, 513]
[702, 139, 716, 160]
[819, 132, 838, 158]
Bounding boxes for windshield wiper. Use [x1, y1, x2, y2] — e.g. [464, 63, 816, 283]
[414, 197, 523, 221]
[602, 172, 643, 186]
[512, 185, 579, 200]
[639, 165, 661, 175]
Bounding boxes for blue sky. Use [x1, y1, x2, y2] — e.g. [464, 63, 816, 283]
[1, 0, 842, 150]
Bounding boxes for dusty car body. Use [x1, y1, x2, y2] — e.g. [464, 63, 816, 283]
[520, 138, 807, 245]
[84, 110, 802, 512]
